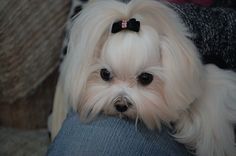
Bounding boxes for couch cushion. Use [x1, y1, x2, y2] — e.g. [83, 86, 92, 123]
[0, 0, 70, 103]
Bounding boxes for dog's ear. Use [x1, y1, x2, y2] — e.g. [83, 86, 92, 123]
[60, 0, 127, 110]
[160, 34, 203, 114]
[130, 0, 204, 115]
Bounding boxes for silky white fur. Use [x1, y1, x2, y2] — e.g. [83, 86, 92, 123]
[51, 0, 236, 155]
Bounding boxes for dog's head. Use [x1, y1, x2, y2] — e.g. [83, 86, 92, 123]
[60, 0, 203, 129]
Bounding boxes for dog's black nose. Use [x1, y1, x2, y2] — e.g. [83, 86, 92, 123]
[115, 104, 128, 112]
[113, 95, 133, 113]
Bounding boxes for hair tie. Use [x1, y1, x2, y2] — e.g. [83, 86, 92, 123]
[111, 18, 140, 33]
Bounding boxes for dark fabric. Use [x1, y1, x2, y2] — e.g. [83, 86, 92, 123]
[213, 0, 236, 8]
[171, 4, 236, 71]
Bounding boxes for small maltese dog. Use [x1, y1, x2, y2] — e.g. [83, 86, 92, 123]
[51, 0, 236, 155]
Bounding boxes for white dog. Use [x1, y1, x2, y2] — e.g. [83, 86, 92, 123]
[51, 0, 236, 155]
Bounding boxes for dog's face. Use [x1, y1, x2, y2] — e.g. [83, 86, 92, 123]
[80, 26, 174, 129]
[62, 0, 203, 130]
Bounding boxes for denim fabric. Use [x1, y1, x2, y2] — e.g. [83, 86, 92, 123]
[47, 112, 193, 156]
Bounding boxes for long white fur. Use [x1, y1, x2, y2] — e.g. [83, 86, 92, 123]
[51, 0, 236, 155]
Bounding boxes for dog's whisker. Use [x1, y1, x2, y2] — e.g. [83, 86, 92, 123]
[119, 113, 123, 119]
[135, 115, 139, 131]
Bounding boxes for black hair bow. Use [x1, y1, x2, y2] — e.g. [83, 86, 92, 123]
[111, 18, 140, 33]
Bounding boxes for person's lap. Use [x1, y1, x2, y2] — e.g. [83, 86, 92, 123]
[47, 112, 192, 156]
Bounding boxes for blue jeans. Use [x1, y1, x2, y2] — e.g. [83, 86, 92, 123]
[47, 112, 193, 156]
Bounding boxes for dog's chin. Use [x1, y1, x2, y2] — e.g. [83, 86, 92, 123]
[78, 81, 180, 130]
[104, 109, 163, 130]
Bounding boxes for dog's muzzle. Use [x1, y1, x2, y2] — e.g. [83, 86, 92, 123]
[112, 95, 133, 113]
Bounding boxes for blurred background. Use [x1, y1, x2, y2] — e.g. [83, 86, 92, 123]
[0, 0, 235, 156]
[0, 0, 70, 155]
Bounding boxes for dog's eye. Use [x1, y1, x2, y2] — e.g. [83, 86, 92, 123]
[138, 72, 153, 86]
[100, 68, 112, 81]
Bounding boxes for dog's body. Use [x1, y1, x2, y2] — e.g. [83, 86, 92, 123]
[51, 0, 236, 155]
